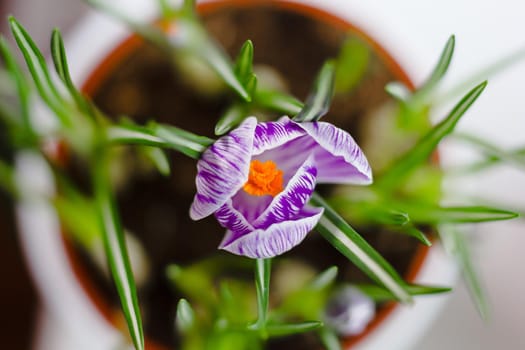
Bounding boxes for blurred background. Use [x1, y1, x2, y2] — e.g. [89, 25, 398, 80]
[1, 0, 525, 349]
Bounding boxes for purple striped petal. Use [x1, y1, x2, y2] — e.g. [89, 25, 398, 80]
[190, 117, 256, 220]
[252, 117, 305, 156]
[214, 199, 255, 247]
[219, 206, 324, 258]
[296, 121, 372, 185]
[253, 155, 317, 229]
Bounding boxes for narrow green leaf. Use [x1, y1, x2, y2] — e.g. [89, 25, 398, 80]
[215, 104, 246, 135]
[417, 35, 455, 97]
[378, 81, 487, 189]
[266, 321, 322, 337]
[50, 28, 93, 115]
[455, 133, 525, 170]
[107, 122, 213, 159]
[310, 193, 412, 303]
[319, 327, 342, 350]
[407, 205, 518, 224]
[157, 0, 177, 19]
[395, 225, 432, 246]
[294, 60, 335, 122]
[180, 0, 197, 17]
[94, 153, 144, 350]
[440, 229, 489, 319]
[0, 37, 32, 133]
[176, 299, 196, 333]
[456, 147, 525, 173]
[356, 283, 451, 302]
[8, 17, 71, 126]
[141, 147, 171, 176]
[385, 81, 411, 102]
[334, 38, 369, 94]
[253, 258, 271, 330]
[254, 89, 304, 116]
[309, 266, 338, 291]
[235, 40, 254, 84]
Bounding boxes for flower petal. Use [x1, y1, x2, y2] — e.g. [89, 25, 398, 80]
[219, 206, 324, 258]
[252, 116, 305, 156]
[296, 121, 372, 185]
[214, 199, 255, 247]
[190, 117, 256, 220]
[253, 155, 317, 229]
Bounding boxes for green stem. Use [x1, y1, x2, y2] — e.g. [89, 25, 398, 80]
[253, 258, 271, 336]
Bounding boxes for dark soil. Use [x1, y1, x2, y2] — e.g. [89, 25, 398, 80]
[81, 4, 420, 349]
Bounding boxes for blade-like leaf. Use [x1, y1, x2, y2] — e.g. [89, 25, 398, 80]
[310, 193, 412, 303]
[378, 81, 487, 190]
[440, 228, 488, 319]
[266, 321, 323, 337]
[309, 266, 338, 291]
[94, 154, 144, 350]
[141, 146, 171, 176]
[107, 122, 213, 159]
[8, 17, 71, 125]
[395, 225, 432, 246]
[334, 38, 369, 94]
[176, 299, 196, 333]
[157, 0, 177, 19]
[215, 104, 246, 135]
[407, 204, 518, 224]
[235, 40, 254, 84]
[294, 60, 335, 122]
[0, 37, 32, 132]
[50, 28, 93, 115]
[356, 283, 451, 302]
[385, 81, 411, 102]
[417, 35, 455, 97]
[319, 327, 342, 350]
[254, 89, 304, 116]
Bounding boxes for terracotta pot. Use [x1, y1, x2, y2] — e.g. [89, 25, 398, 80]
[17, 1, 457, 349]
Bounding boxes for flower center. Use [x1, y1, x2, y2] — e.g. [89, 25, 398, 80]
[243, 159, 284, 197]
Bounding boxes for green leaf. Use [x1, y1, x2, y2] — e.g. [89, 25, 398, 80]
[50, 28, 93, 116]
[0, 37, 32, 133]
[440, 228, 489, 319]
[309, 266, 338, 291]
[215, 104, 246, 135]
[319, 327, 342, 350]
[417, 35, 455, 98]
[8, 17, 71, 126]
[141, 146, 171, 176]
[378, 81, 487, 190]
[310, 193, 412, 303]
[176, 299, 196, 333]
[294, 60, 335, 122]
[266, 321, 323, 337]
[356, 283, 451, 302]
[254, 89, 304, 116]
[0, 159, 16, 196]
[235, 40, 254, 84]
[407, 204, 518, 224]
[157, 0, 177, 19]
[253, 258, 271, 330]
[395, 225, 432, 246]
[455, 133, 525, 170]
[334, 38, 369, 94]
[107, 122, 213, 159]
[94, 153, 144, 350]
[385, 81, 411, 102]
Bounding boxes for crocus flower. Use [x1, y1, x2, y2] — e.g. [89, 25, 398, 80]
[323, 285, 375, 336]
[190, 116, 372, 258]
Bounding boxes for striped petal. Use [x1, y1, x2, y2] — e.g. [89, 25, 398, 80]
[219, 206, 324, 259]
[296, 120, 372, 185]
[253, 155, 317, 229]
[252, 117, 305, 156]
[214, 199, 255, 247]
[190, 117, 256, 220]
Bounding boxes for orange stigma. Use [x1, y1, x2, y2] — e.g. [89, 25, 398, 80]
[243, 160, 284, 197]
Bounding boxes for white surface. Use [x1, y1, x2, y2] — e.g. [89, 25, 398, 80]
[6, 0, 525, 350]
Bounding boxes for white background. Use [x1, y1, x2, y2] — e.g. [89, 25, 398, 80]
[4, 0, 525, 349]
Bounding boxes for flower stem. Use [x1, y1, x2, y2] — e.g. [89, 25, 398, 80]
[253, 258, 271, 337]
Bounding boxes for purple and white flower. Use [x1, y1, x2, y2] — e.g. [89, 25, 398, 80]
[190, 116, 372, 259]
